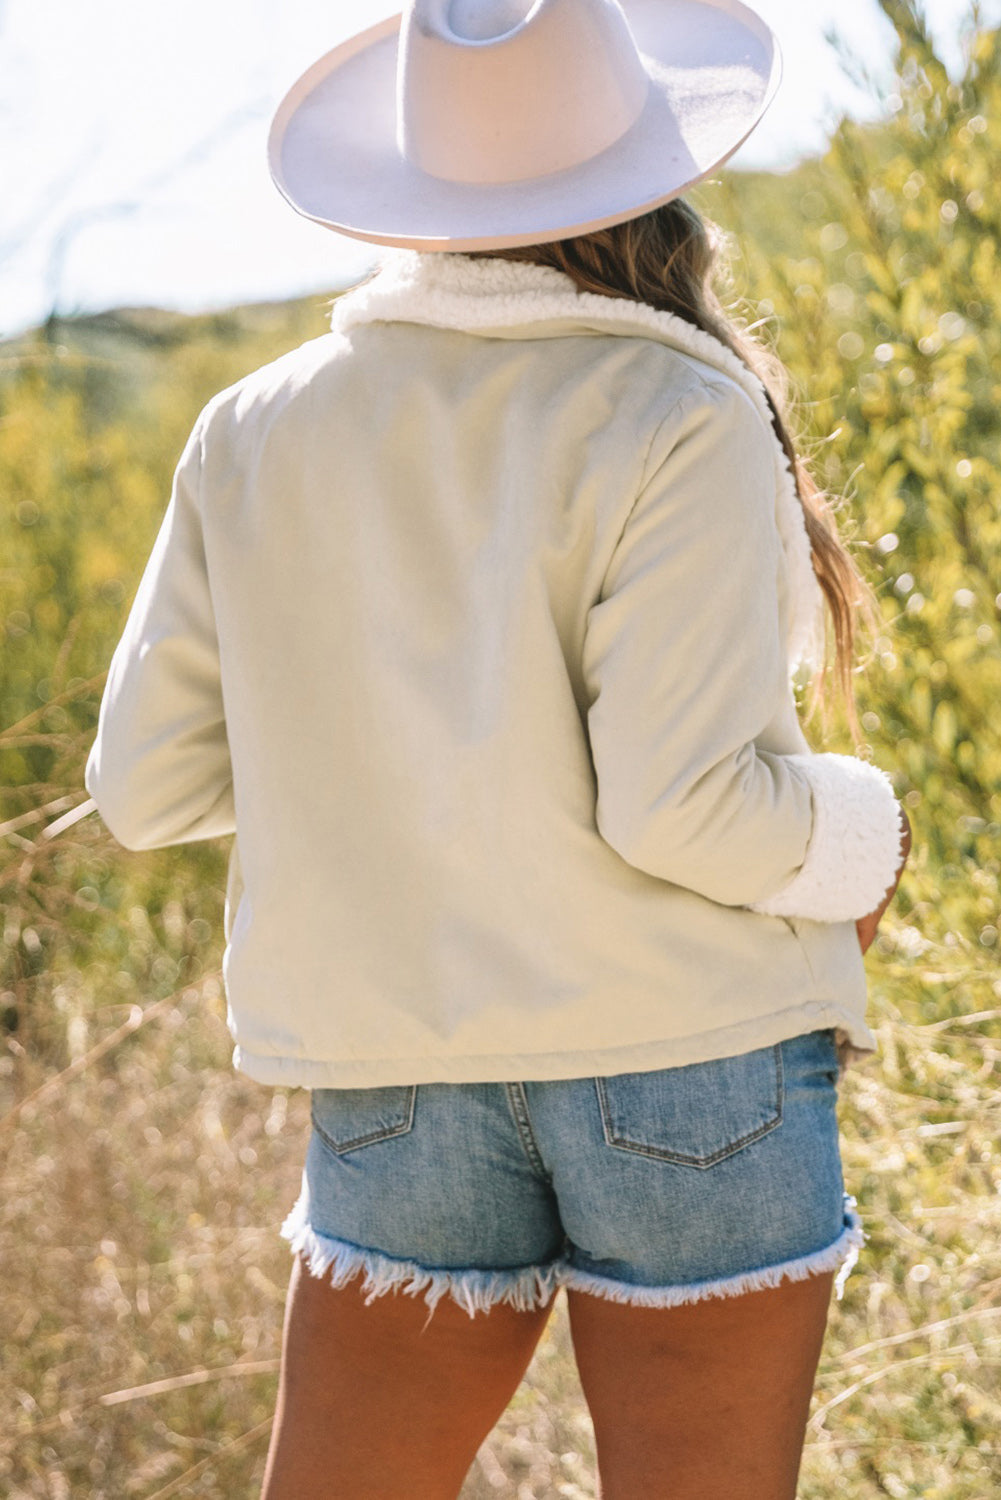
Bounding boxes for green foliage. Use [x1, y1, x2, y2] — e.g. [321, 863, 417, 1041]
[699, 1, 1001, 958]
[0, 298, 333, 1061]
[2, 7, 1001, 1496]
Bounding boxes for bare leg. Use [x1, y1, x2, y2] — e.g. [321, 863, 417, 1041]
[568, 1270, 834, 1500]
[260, 1254, 554, 1500]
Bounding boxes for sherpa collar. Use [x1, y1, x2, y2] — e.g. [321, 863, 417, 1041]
[333, 251, 825, 674]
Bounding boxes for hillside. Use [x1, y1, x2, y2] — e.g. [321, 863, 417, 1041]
[2, 6, 1000, 1495]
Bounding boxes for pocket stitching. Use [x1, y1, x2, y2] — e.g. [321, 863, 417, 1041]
[779, 914, 819, 988]
[595, 1046, 785, 1169]
[311, 1085, 417, 1156]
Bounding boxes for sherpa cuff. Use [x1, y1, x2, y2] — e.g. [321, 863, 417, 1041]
[749, 753, 905, 924]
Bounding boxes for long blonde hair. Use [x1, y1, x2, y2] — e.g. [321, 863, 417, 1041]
[473, 199, 875, 740]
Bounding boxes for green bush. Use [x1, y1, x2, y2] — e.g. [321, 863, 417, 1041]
[2, 8, 1000, 1493]
[701, 0, 1001, 959]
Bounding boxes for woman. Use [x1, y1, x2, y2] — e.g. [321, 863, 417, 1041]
[86, 1, 911, 1496]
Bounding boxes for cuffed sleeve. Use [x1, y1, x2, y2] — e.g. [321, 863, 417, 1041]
[84, 415, 235, 851]
[747, 752, 906, 922]
[581, 378, 903, 922]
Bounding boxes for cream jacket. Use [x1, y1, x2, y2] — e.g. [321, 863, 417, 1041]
[85, 252, 905, 1087]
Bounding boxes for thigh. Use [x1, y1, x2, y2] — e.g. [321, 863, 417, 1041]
[533, 1029, 851, 1499]
[265, 1080, 566, 1498]
[567, 1269, 834, 1500]
[261, 1254, 555, 1500]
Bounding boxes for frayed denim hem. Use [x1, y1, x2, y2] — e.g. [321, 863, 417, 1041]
[281, 1192, 561, 1318]
[560, 1195, 867, 1311]
[281, 1191, 866, 1319]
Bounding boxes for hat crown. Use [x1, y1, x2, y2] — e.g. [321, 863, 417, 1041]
[399, 0, 650, 185]
[443, 0, 535, 40]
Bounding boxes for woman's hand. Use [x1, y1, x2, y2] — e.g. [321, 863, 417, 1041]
[856, 807, 912, 954]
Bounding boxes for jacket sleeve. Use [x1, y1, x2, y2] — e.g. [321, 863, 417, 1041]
[84, 413, 236, 851]
[581, 378, 904, 922]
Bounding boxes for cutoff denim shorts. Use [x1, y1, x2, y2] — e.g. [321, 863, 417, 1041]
[281, 1028, 865, 1318]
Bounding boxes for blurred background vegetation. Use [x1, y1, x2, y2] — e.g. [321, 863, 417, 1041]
[2, 2, 999, 1495]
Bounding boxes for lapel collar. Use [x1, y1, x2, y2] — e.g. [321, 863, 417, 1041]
[334, 251, 824, 675]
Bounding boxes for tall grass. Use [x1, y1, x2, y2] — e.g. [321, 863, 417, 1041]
[3, 911, 999, 1497]
[3, 4, 1000, 1494]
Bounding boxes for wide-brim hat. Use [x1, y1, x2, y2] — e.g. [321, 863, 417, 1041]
[269, 0, 781, 252]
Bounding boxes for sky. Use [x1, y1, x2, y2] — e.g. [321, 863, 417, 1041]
[0, 0, 993, 337]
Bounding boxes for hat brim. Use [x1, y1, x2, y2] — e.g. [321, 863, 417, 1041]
[268, 0, 781, 252]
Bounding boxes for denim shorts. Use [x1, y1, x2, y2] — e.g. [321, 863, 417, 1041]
[281, 1028, 864, 1318]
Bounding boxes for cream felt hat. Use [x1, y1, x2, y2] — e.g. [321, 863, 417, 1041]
[268, 0, 781, 252]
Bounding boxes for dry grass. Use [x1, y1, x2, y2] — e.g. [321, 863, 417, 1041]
[2, 700, 998, 1498]
[3, 867, 1000, 1499]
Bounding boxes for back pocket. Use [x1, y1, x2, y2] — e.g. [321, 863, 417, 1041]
[595, 1045, 783, 1169]
[311, 1085, 417, 1155]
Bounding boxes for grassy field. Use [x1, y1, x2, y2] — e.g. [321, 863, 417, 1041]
[3, 5, 1001, 1494]
[3, 915, 1000, 1497]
